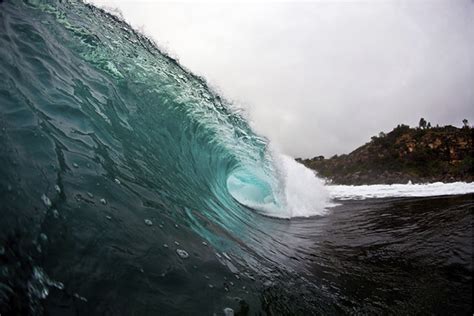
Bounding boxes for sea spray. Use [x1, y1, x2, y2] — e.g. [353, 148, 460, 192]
[277, 155, 329, 218]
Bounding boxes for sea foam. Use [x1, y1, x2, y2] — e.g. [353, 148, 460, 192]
[327, 181, 474, 200]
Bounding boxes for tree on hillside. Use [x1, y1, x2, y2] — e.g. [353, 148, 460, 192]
[462, 119, 469, 128]
[419, 118, 427, 129]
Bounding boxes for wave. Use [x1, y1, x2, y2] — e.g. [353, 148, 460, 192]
[0, 1, 329, 311]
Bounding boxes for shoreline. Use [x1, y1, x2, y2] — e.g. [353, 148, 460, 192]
[317, 175, 473, 186]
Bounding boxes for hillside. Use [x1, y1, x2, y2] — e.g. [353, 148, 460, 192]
[297, 123, 473, 185]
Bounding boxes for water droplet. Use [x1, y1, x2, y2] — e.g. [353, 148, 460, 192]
[208, 284, 214, 288]
[226, 260, 239, 274]
[39, 233, 48, 242]
[174, 241, 180, 246]
[52, 209, 59, 218]
[41, 194, 52, 208]
[223, 308, 234, 316]
[163, 244, 169, 248]
[0, 245, 5, 255]
[100, 198, 107, 205]
[52, 281, 64, 290]
[73, 163, 79, 168]
[7, 184, 12, 191]
[114, 178, 121, 185]
[54, 185, 61, 194]
[144, 219, 153, 226]
[106, 215, 112, 220]
[176, 249, 189, 259]
[73, 293, 88, 302]
[87, 192, 94, 198]
[202, 241, 208, 246]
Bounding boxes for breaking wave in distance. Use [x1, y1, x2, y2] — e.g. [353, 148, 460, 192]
[328, 181, 474, 200]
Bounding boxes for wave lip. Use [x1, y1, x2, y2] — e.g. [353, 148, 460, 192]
[327, 181, 474, 200]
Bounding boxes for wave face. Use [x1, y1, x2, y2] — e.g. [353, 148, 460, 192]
[0, 1, 329, 314]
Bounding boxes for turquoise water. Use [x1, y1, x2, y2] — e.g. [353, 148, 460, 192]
[0, 0, 289, 237]
[0, 1, 472, 315]
[0, 1, 326, 313]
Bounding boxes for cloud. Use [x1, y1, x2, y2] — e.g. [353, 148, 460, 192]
[92, 0, 474, 158]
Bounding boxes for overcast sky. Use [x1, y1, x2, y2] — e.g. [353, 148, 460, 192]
[91, 0, 473, 158]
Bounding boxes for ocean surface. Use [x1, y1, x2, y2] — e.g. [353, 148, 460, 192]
[0, 1, 472, 315]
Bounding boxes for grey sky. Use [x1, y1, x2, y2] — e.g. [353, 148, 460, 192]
[92, 0, 474, 158]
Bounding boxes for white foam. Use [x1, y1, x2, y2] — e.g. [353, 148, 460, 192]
[327, 182, 474, 200]
[274, 155, 330, 218]
[229, 154, 473, 219]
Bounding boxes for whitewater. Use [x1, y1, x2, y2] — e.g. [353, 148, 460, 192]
[328, 181, 474, 200]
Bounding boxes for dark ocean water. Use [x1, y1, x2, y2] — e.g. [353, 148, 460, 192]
[0, 1, 472, 315]
[1, 193, 472, 315]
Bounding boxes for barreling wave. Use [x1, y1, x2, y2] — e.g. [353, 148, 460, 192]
[0, 1, 330, 313]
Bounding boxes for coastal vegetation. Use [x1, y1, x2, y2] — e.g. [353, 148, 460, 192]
[297, 120, 473, 185]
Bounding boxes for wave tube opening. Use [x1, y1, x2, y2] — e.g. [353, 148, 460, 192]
[226, 155, 330, 219]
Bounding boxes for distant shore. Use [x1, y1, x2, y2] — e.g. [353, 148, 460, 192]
[297, 121, 473, 185]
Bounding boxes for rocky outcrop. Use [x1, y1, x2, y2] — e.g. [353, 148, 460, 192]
[297, 125, 473, 185]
